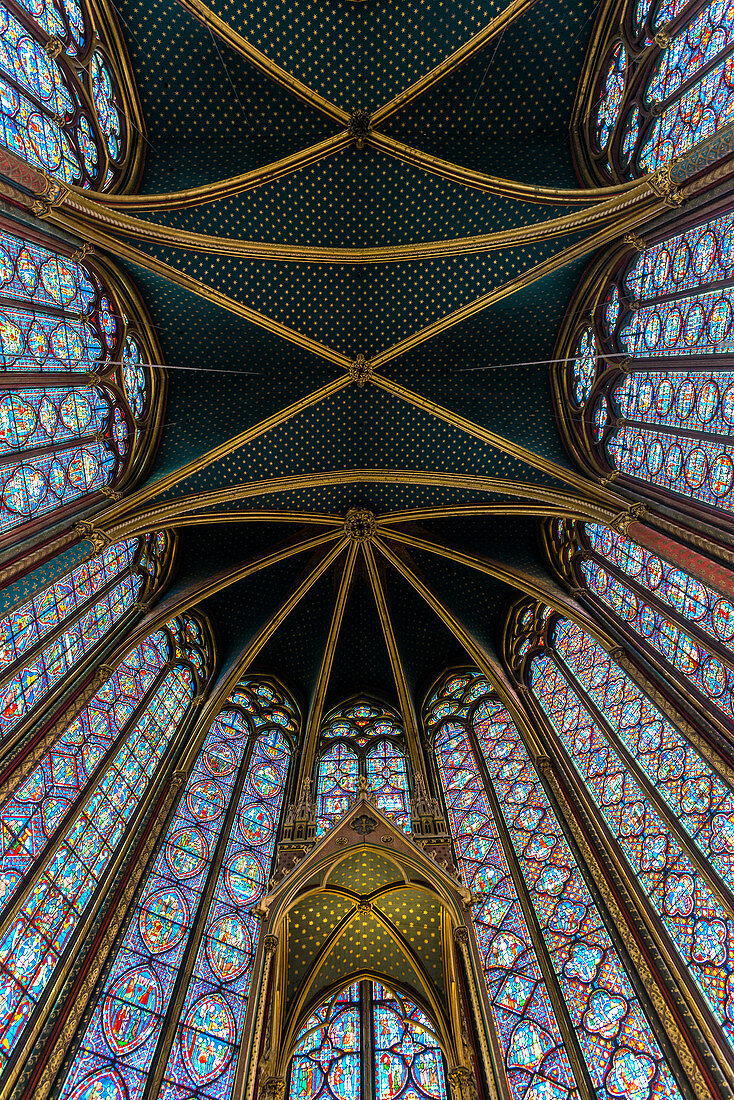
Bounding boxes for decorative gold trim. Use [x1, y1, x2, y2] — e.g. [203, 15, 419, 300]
[362, 543, 424, 773]
[172, 0, 350, 124]
[297, 542, 358, 784]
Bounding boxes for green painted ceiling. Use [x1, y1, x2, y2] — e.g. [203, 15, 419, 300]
[105, 0, 601, 712]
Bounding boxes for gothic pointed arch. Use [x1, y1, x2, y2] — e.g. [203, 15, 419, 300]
[314, 698, 411, 835]
[505, 596, 734, 1079]
[286, 980, 450, 1100]
[423, 668, 688, 1100]
[52, 676, 298, 1100]
[552, 202, 734, 528]
[0, 217, 165, 545]
[572, 0, 734, 184]
[0, 611, 214, 1081]
[0, 0, 144, 192]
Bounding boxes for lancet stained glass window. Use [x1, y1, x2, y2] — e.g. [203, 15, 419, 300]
[562, 520, 734, 726]
[510, 602, 734, 1052]
[0, 613, 212, 1068]
[0, 530, 170, 738]
[559, 209, 734, 521]
[0, 224, 161, 537]
[57, 678, 296, 1100]
[287, 982, 448, 1100]
[315, 701, 410, 835]
[0, 0, 141, 189]
[427, 672, 682, 1100]
[581, 0, 734, 180]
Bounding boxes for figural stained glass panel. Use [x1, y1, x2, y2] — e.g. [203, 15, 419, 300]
[288, 983, 448, 1100]
[0, 615, 210, 1067]
[432, 718, 580, 1100]
[0, 0, 136, 189]
[562, 209, 734, 518]
[584, 0, 734, 178]
[429, 674, 682, 1100]
[316, 701, 410, 835]
[57, 679, 295, 1100]
[0, 532, 168, 737]
[530, 633, 734, 1048]
[0, 225, 156, 537]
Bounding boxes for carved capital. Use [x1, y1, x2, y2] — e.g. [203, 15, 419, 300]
[610, 503, 646, 535]
[70, 242, 95, 261]
[95, 663, 116, 684]
[171, 769, 188, 789]
[650, 163, 683, 206]
[99, 486, 122, 501]
[259, 1079, 286, 1100]
[622, 231, 646, 251]
[448, 1066, 477, 1100]
[263, 935, 279, 957]
[73, 522, 111, 551]
[453, 925, 470, 947]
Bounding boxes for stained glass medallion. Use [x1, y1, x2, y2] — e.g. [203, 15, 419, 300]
[0, 613, 212, 1069]
[58, 679, 296, 1100]
[559, 209, 734, 520]
[509, 599, 734, 1053]
[0, 531, 170, 738]
[427, 672, 682, 1100]
[578, 0, 734, 180]
[0, 0, 140, 189]
[288, 983, 448, 1100]
[315, 701, 410, 834]
[0, 225, 159, 539]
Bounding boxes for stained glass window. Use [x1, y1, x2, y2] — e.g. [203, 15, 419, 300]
[315, 701, 410, 835]
[0, 531, 170, 739]
[512, 603, 734, 1052]
[56, 678, 296, 1100]
[287, 982, 448, 1100]
[427, 672, 682, 1100]
[559, 209, 734, 520]
[0, 0, 140, 189]
[568, 521, 734, 725]
[0, 224, 160, 538]
[581, 0, 734, 180]
[0, 613, 212, 1068]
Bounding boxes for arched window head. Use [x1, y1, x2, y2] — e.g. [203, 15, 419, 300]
[507, 598, 734, 1058]
[287, 982, 448, 1100]
[555, 211, 734, 524]
[0, 222, 163, 541]
[0, 611, 214, 1068]
[547, 517, 734, 732]
[0, 528, 173, 740]
[0, 0, 144, 190]
[574, 0, 734, 183]
[426, 668, 683, 1100]
[315, 699, 411, 835]
[56, 676, 296, 1100]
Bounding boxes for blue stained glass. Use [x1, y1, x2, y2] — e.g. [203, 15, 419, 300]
[57, 680, 295, 1100]
[430, 674, 681, 1100]
[571, 328, 597, 407]
[365, 741, 410, 833]
[607, 425, 734, 510]
[595, 43, 626, 151]
[531, 645, 734, 1045]
[0, 626, 199, 1066]
[432, 718, 579, 1100]
[613, 371, 734, 437]
[373, 984, 448, 1100]
[625, 212, 734, 303]
[290, 985, 361, 1100]
[0, 226, 151, 534]
[316, 701, 409, 834]
[646, 0, 734, 105]
[13, 0, 85, 54]
[316, 744, 359, 835]
[584, 523, 734, 648]
[638, 52, 734, 169]
[160, 726, 291, 1100]
[90, 52, 121, 162]
[288, 984, 448, 1100]
[619, 289, 734, 358]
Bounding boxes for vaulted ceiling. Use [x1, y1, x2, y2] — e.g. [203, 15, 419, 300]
[96, 0, 615, 715]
